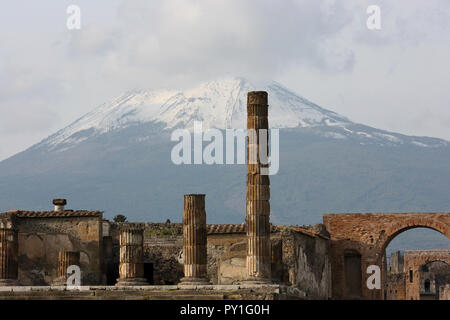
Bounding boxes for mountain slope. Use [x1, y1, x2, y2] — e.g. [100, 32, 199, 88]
[29, 77, 447, 155]
[0, 77, 448, 243]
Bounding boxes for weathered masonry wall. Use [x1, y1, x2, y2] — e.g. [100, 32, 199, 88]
[210, 227, 283, 285]
[12, 211, 103, 285]
[281, 227, 332, 299]
[107, 222, 332, 299]
[385, 273, 406, 300]
[403, 250, 450, 300]
[440, 284, 450, 300]
[108, 222, 184, 285]
[323, 212, 450, 300]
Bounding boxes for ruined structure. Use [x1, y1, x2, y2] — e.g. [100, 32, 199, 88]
[52, 251, 80, 286]
[323, 213, 450, 299]
[0, 207, 103, 286]
[403, 250, 450, 300]
[116, 226, 147, 286]
[386, 250, 450, 300]
[179, 194, 209, 285]
[245, 91, 272, 283]
[0, 91, 448, 300]
[0, 216, 19, 286]
[389, 251, 404, 273]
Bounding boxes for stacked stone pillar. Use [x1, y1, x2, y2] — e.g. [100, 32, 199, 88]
[245, 91, 271, 283]
[179, 194, 210, 285]
[116, 226, 147, 286]
[52, 251, 80, 286]
[0, 228, 19, 286]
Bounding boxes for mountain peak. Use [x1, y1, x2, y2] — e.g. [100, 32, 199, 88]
[33, 77, 447, 152]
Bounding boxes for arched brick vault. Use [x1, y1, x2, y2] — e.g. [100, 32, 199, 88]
[322, 212, 450, 300]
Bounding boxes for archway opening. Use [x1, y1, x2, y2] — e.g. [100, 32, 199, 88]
[419, 261, 450, 300]
[424, 279, 430, 292]
[383, 227, 449, 300]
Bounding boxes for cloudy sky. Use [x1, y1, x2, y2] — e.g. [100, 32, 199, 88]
[1, 0, 449, 161]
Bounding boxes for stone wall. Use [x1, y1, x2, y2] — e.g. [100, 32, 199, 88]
[14, 213, 103, 285]
[108, 223, 255, 285]
[281, 227, 332, 299]
[439, 284, 450, 300]
[208, 233, 246, 285]
[385, 273, 406, 300]
[389, 251, 404, 274]
[108, 222, 183, 285]
[108, 222, 332, 300]
[403, 250, 450, 300]
[323, 212, 450, 300]
[212, 233, 284, 285]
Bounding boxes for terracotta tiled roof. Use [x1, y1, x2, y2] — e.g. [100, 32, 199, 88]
[5, 210, 102, 218]
[207, 223, 279, 234]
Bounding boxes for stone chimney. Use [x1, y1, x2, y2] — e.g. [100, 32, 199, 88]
[53, 199, 67, 212]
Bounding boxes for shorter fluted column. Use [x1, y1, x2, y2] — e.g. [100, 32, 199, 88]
[179, 194, 210, 285]
[116, 226, 147, 286]
[52, 251, 80, 286]
[0, 228, 19, 286]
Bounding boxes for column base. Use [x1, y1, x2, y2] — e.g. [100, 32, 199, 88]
[115, 277, 148, 286]
[0, 279, 19, 286]
[178, 277, 211, 285]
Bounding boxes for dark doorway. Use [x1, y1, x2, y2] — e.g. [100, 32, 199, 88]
[344, 250, 362, 298]
[144, 263, 154, 284]
[424, 279, 431, 293]
[106, 262, 119, 285]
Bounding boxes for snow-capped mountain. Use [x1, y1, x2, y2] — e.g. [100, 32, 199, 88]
[35, 77, 448, 152]
[1, 76, 449, 235]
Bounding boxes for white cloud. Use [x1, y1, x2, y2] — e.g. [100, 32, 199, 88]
[0, 0, 449, 160]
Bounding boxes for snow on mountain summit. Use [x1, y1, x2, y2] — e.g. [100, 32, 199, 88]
[42, 77, 349, 146]
[36, 77, 447, 150]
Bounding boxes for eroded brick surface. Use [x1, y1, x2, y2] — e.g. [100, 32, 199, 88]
[323, 212, 450, 299]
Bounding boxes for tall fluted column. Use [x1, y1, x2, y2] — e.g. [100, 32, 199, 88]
[245, 91, 271, 283]
[52, 251, 80, 286]
[179, 194, 210, 285]
[116, 226, 147, 286]
[0, 228, 19, 286]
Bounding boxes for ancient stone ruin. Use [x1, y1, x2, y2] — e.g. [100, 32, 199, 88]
[179, 194, 209, 285]
[245, 91, 272, 283]
[0, 91, 448, 300]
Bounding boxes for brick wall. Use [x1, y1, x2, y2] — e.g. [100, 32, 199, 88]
[385, 273, 406, 300]
[323, 212, 450, 299]
[403, 250, 450, 300]
[16, 215, 103, 285]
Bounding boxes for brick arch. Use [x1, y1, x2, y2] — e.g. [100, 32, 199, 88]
[420, 259, 450, 267]
[379, 219, 450, 255]
[323, 212, 450, 300]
